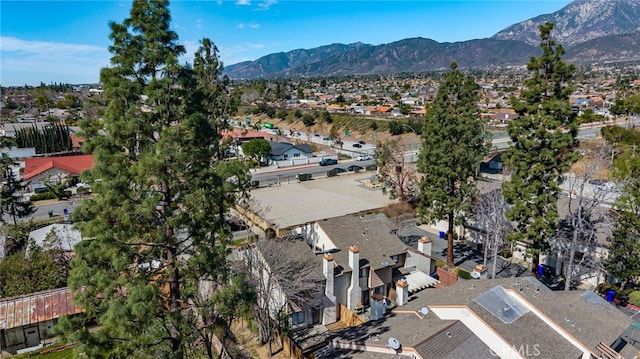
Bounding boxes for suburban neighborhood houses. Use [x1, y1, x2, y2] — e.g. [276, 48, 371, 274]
[2, 72, 640, 357]
[2, 34, 640, 359]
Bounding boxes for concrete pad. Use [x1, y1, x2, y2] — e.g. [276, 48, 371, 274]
[248, 171, 396, 230]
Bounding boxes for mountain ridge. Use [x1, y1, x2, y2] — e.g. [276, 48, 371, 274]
[223, 0, 640, 79]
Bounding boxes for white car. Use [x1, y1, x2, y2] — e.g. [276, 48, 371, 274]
[356, 155, 371, 161]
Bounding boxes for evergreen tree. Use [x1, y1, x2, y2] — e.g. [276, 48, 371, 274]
[603, 192, 640, 290]
[58, 1, 251, 358]
[417, 62, 487, 266]
[502, 22, 580, 276]
[605, 147, 640, 290]
[0, 153, 35, 229]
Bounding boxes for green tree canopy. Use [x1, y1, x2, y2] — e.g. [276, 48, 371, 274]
[302, 113, 315, 128]
[417, 62, 488, 266]
[502, 22, 580, 275]
[242, 138, 272, 165]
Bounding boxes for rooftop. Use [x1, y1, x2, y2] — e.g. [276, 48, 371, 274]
[318, 213, 408, 272]
[325, 277, 634, 359]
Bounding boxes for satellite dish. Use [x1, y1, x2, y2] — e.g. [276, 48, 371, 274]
[471, 271, 481, 279]
[419, 307, 429, 316]
[388, 337, 401, 350]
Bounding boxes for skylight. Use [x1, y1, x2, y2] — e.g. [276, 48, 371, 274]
[473, 285, 530, 324]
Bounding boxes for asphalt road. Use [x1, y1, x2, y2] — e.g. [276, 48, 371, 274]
[251, 159, 376, 186]
[2, 200, 76, 224]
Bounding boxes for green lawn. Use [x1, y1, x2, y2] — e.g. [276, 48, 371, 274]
[13, 346, 75, 359]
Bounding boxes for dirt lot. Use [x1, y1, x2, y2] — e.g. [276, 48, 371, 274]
[229, 319, 289, 359]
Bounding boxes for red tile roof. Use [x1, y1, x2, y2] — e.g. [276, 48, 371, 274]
[221, 129, 270, 141]
[70, 133, 85, 149]
[0, 287, 83, 330]
[23, 154, 94, 181]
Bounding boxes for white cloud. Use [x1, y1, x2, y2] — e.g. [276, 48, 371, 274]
[257, 0, 277, 11]
[236, 0, 251, 5]
[0, 37, 109, 85]
[218, 41, 269, 65]
[237, 22, 260, 29]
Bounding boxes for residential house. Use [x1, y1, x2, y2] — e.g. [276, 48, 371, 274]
[269, 141, 314, 165]
[28, 224, 83, 255]
[0, 288, 83, 355]
[221, 129, 270, 157]
[250, 214, 439, 357]
[295, 214, 438, 320]
[22, 154, 94, 192]
[319, 277, 637, 359]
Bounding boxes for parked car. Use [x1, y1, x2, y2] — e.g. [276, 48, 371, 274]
[358, 140, 366, 145]
[319, 158, 338, 166]
[348, 165, 364, 172]
[322, 137, 331, 141]
[356, 155, 371, 161]
[352, 143, 362, 148]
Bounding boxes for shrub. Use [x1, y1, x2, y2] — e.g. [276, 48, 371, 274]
[597, 282, 620, 295]
[265, 228, 276, 239]
[30, 192, 57, 201]
[456, 268, 473, 280]
[616, 288, 634, 299]
[629, 291, 640, 307]
[435, 260, 446, 268]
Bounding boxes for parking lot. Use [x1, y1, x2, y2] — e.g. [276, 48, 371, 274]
[247, 170, 395, 230]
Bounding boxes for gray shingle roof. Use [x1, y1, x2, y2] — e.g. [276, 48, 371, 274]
[317, 214, 409, 273]
[414, 321, 495, 359]
[327, 277, 632, 359]
[416, 277, 632, 357]
[269, 141, 313, 156]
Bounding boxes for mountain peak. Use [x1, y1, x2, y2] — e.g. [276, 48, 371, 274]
[492, 0, 640, 47]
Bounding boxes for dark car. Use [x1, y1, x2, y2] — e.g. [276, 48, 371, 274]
[334, 167, 347, 173]
[348, 165, 364, 172]
[352, 143, 362, 148]
[358, 140, 366, 145]
[319, 158, 338, 166]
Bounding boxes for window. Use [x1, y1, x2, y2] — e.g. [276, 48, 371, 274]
[391, 255, 398, 264]
[291, 311, 305, 326]
[311, 308, 321, 324]
[361, 290, 370, 306]
[293, 153, 300, 157]
[360, 267, 368, 278]
[283, 154, 288, 159]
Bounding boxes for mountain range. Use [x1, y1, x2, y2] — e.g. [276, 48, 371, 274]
[223, 0, 640, 79]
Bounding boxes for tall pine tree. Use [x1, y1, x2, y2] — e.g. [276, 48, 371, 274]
[417, 62, 488, 266]
[605, 153, 640, 290]
[58, 1, 251, 358]
[502, 22, 580, 276]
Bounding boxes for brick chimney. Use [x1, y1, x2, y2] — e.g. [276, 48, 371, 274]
[418, 236, 432, 255]
[322, 254, 337, 324]
[395, 279, 409, 306]
[347, 245, 362, 311]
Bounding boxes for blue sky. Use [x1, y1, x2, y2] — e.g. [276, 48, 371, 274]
[1, 0, 571, 86]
